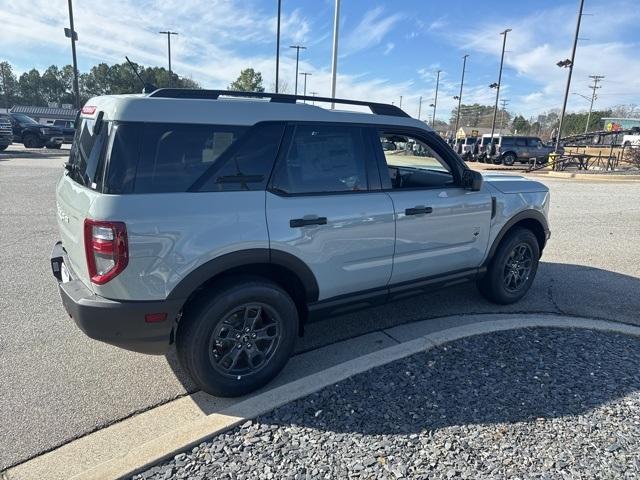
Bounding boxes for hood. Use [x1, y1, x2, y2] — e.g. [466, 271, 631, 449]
[482, 173, 548, 194]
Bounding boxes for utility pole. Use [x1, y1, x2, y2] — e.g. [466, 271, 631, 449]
[309, 91, 318, 105]
[417, 96, 424, 120]
[453, 54, 469, 141]
[432, 69, 441, 126]
[330, 0, 340, 108]
[399, 95, 403, 109]
[585, 75, 604, 133]
[65, 0, 80, 109]
[159, 31, 178, 85]
[299, 72, 312, 100]
[499, 99, 509, 134]
[489, 28, 511, 154]
[275, 0, 281, 93]
[555, 0, 585, 152]
[289, 45, 306, 95]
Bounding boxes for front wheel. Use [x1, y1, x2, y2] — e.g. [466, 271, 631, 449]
[502, 153, 516, 166]
[477, 227, 540, 304]
[23, 134, 43, 149]
[176, 277, 298, 397]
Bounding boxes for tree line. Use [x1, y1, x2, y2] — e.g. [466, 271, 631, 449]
[0, 60, 200, 108]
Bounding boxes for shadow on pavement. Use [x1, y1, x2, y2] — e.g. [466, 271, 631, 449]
[165, 261, 640, 415]
[0, 147, 69, 160]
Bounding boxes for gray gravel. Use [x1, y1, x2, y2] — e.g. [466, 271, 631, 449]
[134, 328, 640, 480]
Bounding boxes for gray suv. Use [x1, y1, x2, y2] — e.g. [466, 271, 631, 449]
[489, 135, 556, 165]
[51, 90, 550, 397]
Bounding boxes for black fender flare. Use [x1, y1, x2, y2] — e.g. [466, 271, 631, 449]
[483, 210, 549, 267]
[166, 248, 319, 303]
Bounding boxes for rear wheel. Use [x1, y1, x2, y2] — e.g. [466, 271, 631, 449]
[46, 143, 62, 149]
[23, 134, 43, 149]
[176, 277, 298, 397]
[478, 227, 539, 304]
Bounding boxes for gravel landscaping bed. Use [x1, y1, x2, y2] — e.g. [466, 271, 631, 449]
[134, 327, 640, 480]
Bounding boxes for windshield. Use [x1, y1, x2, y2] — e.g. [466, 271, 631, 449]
[12, 113, 39, 125]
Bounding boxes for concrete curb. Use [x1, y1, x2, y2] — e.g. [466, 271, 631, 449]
[529, 171, 640, 181]
[5, 314, 640, 480]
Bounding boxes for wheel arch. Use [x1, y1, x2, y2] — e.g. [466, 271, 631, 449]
[167, 249, 319, 331]
[484, 210, 549, 266]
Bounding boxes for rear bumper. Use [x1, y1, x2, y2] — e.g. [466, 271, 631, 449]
[51, 242, 182, 355]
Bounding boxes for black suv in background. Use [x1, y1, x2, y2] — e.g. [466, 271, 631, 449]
[7, 113, 64, 149]
[0, 115, 12, 151]
[488, 135, 557, 165]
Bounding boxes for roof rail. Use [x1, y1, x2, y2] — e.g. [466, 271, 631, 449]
[147, 88, 410, 118]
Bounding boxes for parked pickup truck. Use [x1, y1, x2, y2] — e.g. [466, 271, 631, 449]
[8, 113, 64, 149]
[0, 114, 12, 151]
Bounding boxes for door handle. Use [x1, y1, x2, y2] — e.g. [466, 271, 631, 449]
[405, 206, 433, 216]
[289, 217, 327, 228]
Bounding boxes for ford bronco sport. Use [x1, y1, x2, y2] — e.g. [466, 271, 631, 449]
[51, 90, 550, 397]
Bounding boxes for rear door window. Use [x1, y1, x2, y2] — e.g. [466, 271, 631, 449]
[134, 123, 247, 193]
[515, 138, 528, 147]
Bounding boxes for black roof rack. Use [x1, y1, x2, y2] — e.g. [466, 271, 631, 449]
[147, 88, 410, 118]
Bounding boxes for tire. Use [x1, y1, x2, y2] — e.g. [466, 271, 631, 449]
[176, 277, 298, 397]
[46, 143, 62, 149]
[502, 153, 517, 166]
[477, 227, 540, 305]
[23, 134, 43, 149]
[623, 141, 631, 147]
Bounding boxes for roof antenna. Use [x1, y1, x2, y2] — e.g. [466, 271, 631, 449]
[125, 56, 157, 94]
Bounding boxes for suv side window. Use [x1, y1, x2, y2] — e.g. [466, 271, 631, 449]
[528, 137, 543, 148]
[135, 123, 247, 193]
[270, 124, 369, 194]
[515, 138, 527, 147]
[501, 137, 514, 147]
[377, 131, 454, 189]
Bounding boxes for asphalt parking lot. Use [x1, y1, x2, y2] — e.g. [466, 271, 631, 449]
[1, 144, 639, 471]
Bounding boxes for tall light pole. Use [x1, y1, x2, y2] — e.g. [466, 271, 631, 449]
[453, 54, 469, 141]
[299, 72, 312, 100]
[275, 0, 281, 93]
[417, 96, 426, 120]
[65, 0, 80, 109]
[432, 69, 441, 126]
[159, 31, 178, 85]
[399, 95, 403, 109]
[330, 0, 340, 108]
[289, 45, 306, 95]
[309, 91, 318, 105]
[585, 75, 604, 133]
[555, 0, 585, 152]
[0, 63, 9, 109]
[489, 28, 511, 154]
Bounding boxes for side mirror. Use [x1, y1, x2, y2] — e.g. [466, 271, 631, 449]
[462, 169, 483, 191]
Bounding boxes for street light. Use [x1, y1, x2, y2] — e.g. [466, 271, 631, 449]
[489, 28, 512, 155]
[289, 45, 307, 95]
[275, 0, 281, 93]
[65, 0, 80, 109]
[330, 0, 340, 108]
[159, 30, 178, 85]
[432, 69, 441, 127]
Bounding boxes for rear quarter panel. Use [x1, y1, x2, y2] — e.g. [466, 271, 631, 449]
[89, 191, 269, 301]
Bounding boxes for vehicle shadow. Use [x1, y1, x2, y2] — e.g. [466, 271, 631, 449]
[165, 261, 640, 420]
[0, 147, 69, 160]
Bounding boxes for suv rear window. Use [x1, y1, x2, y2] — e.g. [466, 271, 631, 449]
[67, 117, 108, 190]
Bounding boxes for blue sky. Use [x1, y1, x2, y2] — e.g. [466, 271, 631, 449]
[1, 0, 639, 121]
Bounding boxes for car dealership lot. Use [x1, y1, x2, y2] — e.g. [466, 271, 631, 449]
[1, 144, 639, 470]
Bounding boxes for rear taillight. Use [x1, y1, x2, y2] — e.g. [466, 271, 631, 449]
[84, 219, 128, 285]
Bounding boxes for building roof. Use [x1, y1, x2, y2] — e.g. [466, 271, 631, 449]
[10, 105, 78, 120]
[457, 126, 511, 136]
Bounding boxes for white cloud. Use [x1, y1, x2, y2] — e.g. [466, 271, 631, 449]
[342, 6, 404, 56]
[383, 42, 395, 56]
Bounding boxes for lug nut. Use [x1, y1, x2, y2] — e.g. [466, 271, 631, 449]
[236, 343, 242, 349]
[251, 333, 257, 339]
